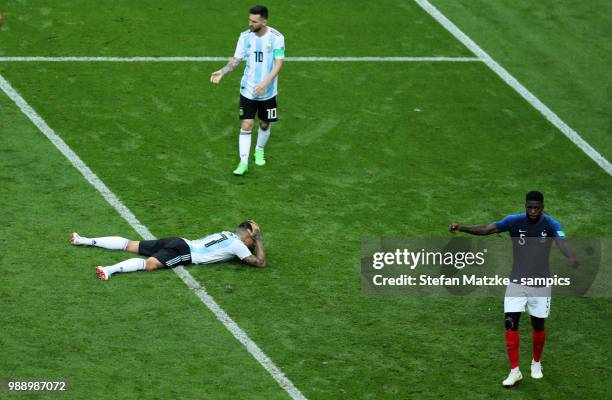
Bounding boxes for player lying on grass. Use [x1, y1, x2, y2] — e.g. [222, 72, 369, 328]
[70, 221, 266, 280]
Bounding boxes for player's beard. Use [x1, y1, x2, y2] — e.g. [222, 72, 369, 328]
[250, 26, 261, 33]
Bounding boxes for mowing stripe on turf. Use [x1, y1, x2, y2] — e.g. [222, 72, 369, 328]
[0, 56, 481, 62]
[415, 0, 612, 177]
[0, 72, 307, 400]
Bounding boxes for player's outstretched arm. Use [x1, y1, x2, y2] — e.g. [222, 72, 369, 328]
[449, 223, 499, 235]
[210, 57, 242, 84]
[555, 239, 579, 268]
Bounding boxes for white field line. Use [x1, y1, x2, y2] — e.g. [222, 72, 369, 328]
[0, 56, 480, 62]
[0, 72, 307, 400]
[415, 0, 612, 177]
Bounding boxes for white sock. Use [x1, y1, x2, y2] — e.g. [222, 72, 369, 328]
[105, 258, 146, 276]
[239, 129, 252, 163]
[90, 236, 128, 250]
[256, 126, 271, 150]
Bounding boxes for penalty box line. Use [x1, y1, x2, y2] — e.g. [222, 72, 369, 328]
[0, 56, 481, 62]
[0, 72, 307, 400]
[415, 0, 612, 177]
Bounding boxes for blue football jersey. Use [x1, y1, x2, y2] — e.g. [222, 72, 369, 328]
[494, 213, 566, 284]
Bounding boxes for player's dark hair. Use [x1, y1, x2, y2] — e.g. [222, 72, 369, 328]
[526, 190, 544, 203]
[250, 5, 268, 19]
[237, 221, 253, 233]
[238, 221, 252, 229]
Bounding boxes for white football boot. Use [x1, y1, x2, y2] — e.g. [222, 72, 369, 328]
[531, 360, 543, 379]
[502, 367, 523, 387]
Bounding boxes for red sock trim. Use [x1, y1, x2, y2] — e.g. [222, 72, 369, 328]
[505, 330, 520, 369]
[532, 330, 547, 362]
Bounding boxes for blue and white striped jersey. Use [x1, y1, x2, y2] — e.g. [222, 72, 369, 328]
[183, 231, 252, 264]
[233, 27, 285, 100]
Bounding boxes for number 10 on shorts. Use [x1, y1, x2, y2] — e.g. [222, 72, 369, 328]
[267, 108, 277, 119]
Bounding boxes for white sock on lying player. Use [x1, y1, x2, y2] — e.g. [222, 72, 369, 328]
[73, 234, 128, 250]
[105, 258, 146, 276]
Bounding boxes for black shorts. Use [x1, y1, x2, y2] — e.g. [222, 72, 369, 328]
[239, 95, 278, 122]
[138, 237, 191, 267]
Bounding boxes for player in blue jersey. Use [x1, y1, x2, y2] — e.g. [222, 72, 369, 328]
[70, 221, 266, 280]
[449, 191, 577, 387]
[210, 5, 285, 175]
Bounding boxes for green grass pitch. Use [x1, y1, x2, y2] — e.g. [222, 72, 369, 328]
[1, 1, 611, 399]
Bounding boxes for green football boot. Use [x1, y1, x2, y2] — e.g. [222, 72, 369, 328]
[233, 162, 249, 176]
[254, 148, 266, 166]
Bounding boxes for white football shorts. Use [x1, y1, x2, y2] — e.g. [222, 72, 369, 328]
[504, 282, 551, 318]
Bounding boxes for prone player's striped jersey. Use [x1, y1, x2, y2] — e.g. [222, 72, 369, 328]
[233, 27, 285, 100]
[183, 231, 252, 264]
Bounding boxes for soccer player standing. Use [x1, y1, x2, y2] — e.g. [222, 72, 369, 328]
[449, 191, 578, 387]
[210, 5, 285, 175]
